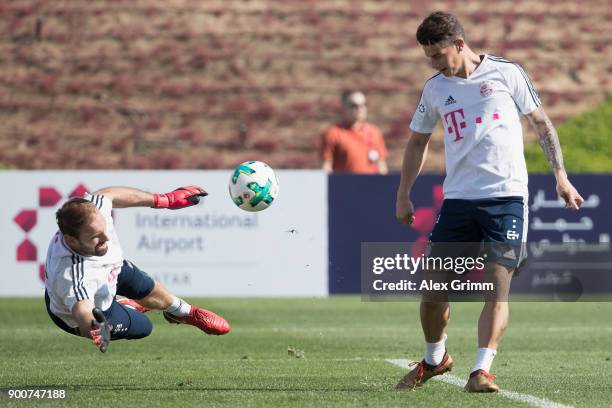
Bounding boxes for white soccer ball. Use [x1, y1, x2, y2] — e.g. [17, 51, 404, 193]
[229, 161, 279, 212]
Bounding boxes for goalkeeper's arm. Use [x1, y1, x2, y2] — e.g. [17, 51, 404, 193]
[72, 299, 96, 337]
[72, 301, 112, 352]
[90, 186, 207, 209]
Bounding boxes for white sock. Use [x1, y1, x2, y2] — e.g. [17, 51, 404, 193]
[165, 296, 191, 317]
[471, 347, 497, 373]
[424, 333, 447, 366]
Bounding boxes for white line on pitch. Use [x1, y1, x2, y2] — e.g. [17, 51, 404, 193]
[386, 359, 574, 408]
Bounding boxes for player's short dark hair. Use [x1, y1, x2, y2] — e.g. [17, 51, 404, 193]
[416, 11, 465, 47]
[340, 90, 364, 107]
[56, 198, 97, 238]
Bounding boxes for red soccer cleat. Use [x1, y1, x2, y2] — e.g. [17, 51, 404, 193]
[163, 306, 230, 335]
[117, 297, 151, 313]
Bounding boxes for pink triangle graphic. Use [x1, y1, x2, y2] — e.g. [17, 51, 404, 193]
[13, 210, 37, 233]
[69, 183, 89, 198]
[39, 187, 63, 207]
[17, 239, 37, 262]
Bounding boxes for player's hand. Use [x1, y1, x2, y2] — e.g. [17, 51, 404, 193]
[396, 195, 416, 226]
[89, 308, 112, 353]
[153, 185, 208, 209]
[556, 178, 584, 210]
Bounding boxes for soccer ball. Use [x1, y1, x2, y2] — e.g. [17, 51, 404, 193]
[229, 161, 279, 212]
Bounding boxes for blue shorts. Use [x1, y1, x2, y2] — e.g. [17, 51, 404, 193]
[45, 260, 155, 340]
[116, 260, 155, 301]
[428, 196, 528, 270]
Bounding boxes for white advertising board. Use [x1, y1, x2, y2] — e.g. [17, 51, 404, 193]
[0, 171, 328, 297]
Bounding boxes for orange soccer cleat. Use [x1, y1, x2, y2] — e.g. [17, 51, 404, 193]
[464, 369, 499, 393]
[396, 351, 453, 390]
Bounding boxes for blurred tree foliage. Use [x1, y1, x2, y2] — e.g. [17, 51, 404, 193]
[525, 95, 612, 172]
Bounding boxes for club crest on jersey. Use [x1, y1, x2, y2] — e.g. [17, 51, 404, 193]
[444, 95, 456, 106]
[480, 81, 494, 97]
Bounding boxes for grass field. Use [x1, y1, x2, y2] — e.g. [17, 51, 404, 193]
[1, 298, 611, 407]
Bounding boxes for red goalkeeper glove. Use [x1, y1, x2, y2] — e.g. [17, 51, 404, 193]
[89, 308, 112, 353]
[152, 185, 208, 209]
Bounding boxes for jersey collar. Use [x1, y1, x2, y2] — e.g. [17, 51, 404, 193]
[443, 54, 489, 82]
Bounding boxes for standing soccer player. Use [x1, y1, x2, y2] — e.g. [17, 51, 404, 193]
[45, 185, 230, 353]
[395, 12, 584, 392]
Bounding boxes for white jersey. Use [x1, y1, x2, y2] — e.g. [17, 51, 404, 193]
[410, 54, 541, 200]
[45, 193, 124, 328]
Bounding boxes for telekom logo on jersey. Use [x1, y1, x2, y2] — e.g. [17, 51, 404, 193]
[444, 109, 467, 142]
[443, 108, 501, 142]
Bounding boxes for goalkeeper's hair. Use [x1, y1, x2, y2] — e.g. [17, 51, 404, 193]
[416, 11, 465, 47]
[56, 198, 97, 238]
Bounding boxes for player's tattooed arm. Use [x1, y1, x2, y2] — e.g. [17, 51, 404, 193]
[525, 107, 564, 172]
[525, 107, 584, 210]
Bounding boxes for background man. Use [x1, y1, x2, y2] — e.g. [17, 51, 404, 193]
[45, 185, 230, 352]
[321, 90, 388, 174]
[395, 11, 583, 392]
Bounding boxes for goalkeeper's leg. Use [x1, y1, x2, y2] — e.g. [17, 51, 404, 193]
[105, 300, 153, 340]
[142, 282, 230, 335]
[116, 260, 230, 335]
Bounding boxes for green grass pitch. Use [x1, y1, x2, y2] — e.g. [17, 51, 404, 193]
[1, 298, 611, 407]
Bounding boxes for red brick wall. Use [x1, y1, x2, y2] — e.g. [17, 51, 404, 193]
[1, 0, 610, 170]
